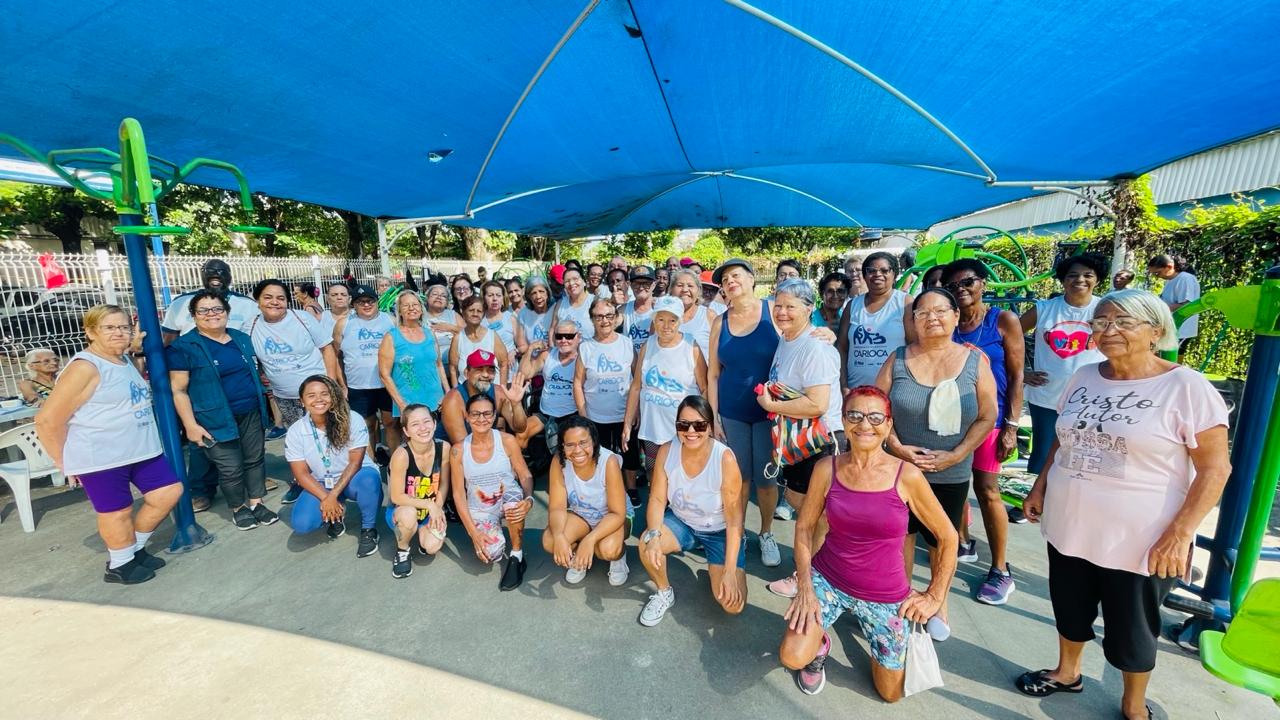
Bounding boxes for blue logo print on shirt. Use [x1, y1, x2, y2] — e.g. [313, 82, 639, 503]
[643, 364, 685, 393]
[596, 354, 624, 373]
[356, 327, 385, 341]
[263, 337, 294, 354]
[129, 381, 151, 404]
[848, 325, 886, 345]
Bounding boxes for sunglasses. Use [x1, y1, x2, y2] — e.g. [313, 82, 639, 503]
[675, 420, 710, 433]
[843, 410, 888, 426]
[944, 277, 982, 292]
[554, 332, 578, 341]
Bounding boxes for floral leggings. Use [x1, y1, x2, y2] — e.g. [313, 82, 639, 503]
[810, 567, 909, 670]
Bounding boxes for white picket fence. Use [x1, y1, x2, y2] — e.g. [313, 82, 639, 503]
[0, 251, 544, 398]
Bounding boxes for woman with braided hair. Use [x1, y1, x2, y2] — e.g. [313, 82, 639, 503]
[285, 375, 384, 558]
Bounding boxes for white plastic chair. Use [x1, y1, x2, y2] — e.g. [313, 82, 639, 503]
[0, 422, 63, 532]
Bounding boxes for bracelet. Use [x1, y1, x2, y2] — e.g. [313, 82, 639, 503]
[1003, 420, 1019, 428]
[641, 528, 661, 544]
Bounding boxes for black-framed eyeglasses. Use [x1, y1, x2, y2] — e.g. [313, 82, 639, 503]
[944, 277, 982, 292]
[194, 306, 227, 316]
[843, 410, 888, 426]
[863, 266, 894, 276]
[468, 410, 495, 420]
[675, 420, 710, 432]
[591, 313, 616, 321]
[553, 332, 578, 341]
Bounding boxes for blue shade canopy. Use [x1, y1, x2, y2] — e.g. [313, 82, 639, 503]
[1, 1, 1277, 237]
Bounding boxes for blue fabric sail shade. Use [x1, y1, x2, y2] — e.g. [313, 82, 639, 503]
[0, 0, 1277, 237]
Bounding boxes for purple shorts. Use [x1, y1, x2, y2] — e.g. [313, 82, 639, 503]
[78, 454, 180, 513]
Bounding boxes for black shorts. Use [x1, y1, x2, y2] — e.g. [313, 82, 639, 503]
[595, 421, 642, 471]
[348, 387, 392, 417]
[1047, 544, 1176, 673]
[907, 480, 969, 547]
[782, 431, 847, 495]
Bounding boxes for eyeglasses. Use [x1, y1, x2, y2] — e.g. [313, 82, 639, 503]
[843, 410, 888, 426]
[31, 358, 59, 365]
[912, 309, 954, 320]
[468, 410, 495, 420]
[561, 439, 593, 452]
[1064, 272, 1098, 281]
[591, 313, 616, 321]
[194, 306, 227, 316]
[1089, 317, 1152, 332]
[675, 420, 710, 433]
[554, 333, 578, 340]
[98, 324, 134, 334]
[944, 277, 982, 292]
[863, 267, 893, 276]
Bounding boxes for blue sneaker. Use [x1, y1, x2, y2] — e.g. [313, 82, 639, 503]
[266, 425, 288, 441]
[976, 566, 1016, 605]
[281, 483, 304, 505]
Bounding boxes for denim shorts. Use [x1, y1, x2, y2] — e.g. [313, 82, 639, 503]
[810, 567, 909, 670]
[663, 509, 746, 568]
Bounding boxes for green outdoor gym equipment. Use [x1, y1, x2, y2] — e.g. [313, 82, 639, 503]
[897, 226, 1081, 295]
[1200, 578, 1280, 703]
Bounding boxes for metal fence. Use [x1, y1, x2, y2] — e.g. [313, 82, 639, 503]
[0, 251, 543, 398]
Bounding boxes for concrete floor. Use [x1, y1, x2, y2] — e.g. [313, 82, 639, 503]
[0, 442, 1274, 720]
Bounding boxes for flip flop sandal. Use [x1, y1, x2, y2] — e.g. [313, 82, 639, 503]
[1117, 704, 1158, 720]
[1016, 669, 1084, 697]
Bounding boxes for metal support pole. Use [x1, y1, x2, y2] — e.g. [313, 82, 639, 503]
[95, 247, 117, 305]
[119, 213, 213, 554]
[376, 219, 391, 277]
[311, 255, 324, 310]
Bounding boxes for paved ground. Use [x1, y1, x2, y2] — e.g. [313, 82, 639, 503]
[0, 441, 1274, 720]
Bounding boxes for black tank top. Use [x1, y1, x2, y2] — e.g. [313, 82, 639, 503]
[403, 440, 443, 521]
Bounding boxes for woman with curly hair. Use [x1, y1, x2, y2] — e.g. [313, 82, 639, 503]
[285, 375, 383, 558]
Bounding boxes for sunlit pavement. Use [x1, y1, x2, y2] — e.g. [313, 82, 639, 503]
[1, 445, 1274, 720]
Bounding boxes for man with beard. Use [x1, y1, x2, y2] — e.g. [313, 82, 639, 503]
[438, 349, 537, 448]
[162, 259, 259, 343]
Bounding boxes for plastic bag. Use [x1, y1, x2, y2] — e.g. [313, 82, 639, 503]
[903, 622, 944, 696]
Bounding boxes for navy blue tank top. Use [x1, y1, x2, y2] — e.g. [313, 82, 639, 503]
[716, 300, 779, 423]
[953, 307, 1007, 426]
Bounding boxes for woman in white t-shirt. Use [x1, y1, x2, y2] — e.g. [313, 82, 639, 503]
[423, 283, 462, 362]
[249, 279, 341, 429]
[1019, 253, 1107, 476]
[550, 267, 596, 340]
[837, 251, 914, 390]
[670, 269, 716, 359]
[542, 416, 634, 587]
[481, 281, 518, 379]
[515, 276, 553, 361]
[1019, 290, 1230, 720]
[1146, 253, 1201, 354]
[284, 375, 383, 559]
[449, 295, 509, 386]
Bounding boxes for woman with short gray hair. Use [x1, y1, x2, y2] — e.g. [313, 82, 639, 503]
[670, 268, 716, 359]
[761, 278, 847, 599]
[1018, 289, 1230, 720]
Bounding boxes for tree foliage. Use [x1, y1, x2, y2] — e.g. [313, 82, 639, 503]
[0, 181, 114, 252]
[718, 226, 860, 255]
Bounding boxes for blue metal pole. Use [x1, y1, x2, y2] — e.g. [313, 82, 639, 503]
[119, 213, 213, 553]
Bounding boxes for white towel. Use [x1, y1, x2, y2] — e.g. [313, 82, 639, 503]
[928, 378, 962, 436]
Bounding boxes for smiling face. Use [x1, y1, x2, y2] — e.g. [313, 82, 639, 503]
[630, 278, 654, 302]
[911, 291, 959, 338]
[944, 269, 985, 309]
[671, 272, 700, 308]
[466, 395, 496, 433]
[301, 379, 334, 418]
[553, 321, 581, 355]
[465, 364, 497, 395]
[402, 406, 437, 444]
[842, 392, 892, 451]
[193, 297, 229, 334]
[821, 280, 848, 311]
[1091, 301, 1161, 361]
[590, 304, 617, 339]
[675, 405, 712, 450]
[563, 269, 585, 299]
[1062, 262, 1100, 298]
[397, 292, 424, 324]
[561, 426, 594, 468]
[652, 310, 680, 342]
[771, 291, 811, 336]
[257, 283, 288, 322]
[587, 266, 604, 289]
[862, 257, 896, 296]
[375, 277, 392, 295]
[506, 283, 523, 309]
[353, 296, 379, 319]
[326, 284, 351, 313]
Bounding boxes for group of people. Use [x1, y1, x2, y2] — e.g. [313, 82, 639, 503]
[30, 248, 1226, 717]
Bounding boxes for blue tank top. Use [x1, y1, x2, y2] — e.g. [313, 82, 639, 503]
[716, 300, 779, 423]
[389, 325, 444, 416]
[953, 308, 1007, 426]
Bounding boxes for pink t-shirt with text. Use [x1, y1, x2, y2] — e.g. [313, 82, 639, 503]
[1041, 364, 1228, 575]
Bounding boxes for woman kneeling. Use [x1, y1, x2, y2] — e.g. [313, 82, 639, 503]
[637, 396, 746, 627]
[387, 404, 451, 578]
[543, 416, 634, 587]
[779, 386, 957, 701]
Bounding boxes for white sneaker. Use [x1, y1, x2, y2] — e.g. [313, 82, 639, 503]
[565, 566, 587, 584]
[773, 500, 795, 521]
[608, 557, 630, 587]
[759, 532, 782, 567]
[639, 587, 675, 627]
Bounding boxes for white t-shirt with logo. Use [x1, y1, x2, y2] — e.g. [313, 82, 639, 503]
[339, 313, 394, 389]
[622, 301, 655, 354]
[1161, 272, 1201, 339]
[284, 412, 376, 488]
[579, 334, 635, 423]
[1026, 295, 1104, 409]
[162, 290, 260, 336]
[770, 331, 842, 432]
[250, 310, 331, 399]
[843, 290, 907, 389]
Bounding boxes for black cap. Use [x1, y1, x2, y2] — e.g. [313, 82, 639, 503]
[712, 258, 754, 285]
[351, 284, 378, 301]
[628, 265, 656, 282]
[202, 259, 232, 286]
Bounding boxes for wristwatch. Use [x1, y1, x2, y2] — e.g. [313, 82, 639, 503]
[641, 528, 661, 544]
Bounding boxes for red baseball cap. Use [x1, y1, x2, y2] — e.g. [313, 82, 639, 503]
[680, 256, 695, 267]
[549, 264, 566, 283]
[466, 349, 497, 369]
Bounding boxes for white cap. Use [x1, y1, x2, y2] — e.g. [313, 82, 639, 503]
[653, 295, 683, 319]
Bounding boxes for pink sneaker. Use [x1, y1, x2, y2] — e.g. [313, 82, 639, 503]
[795, 632, 830, 695]
[767, 573, 799, 599]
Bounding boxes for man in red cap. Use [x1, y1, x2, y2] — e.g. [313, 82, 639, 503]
[548, 264, 567, 302]
[439, 348, 540, 448]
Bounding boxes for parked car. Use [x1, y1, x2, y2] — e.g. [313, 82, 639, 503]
[0, 285, 106, 358]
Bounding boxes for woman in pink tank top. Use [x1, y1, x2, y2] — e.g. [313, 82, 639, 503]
[777, 386, 958, 702]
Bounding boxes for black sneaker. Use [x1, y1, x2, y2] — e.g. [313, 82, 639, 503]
[233, 507, 258, 530]
[1008, 507, 1029, 524]
[392, 550, 413, 578]
[327, 520, 346, 539]
[250, 504, 279, 526]
[281, 483, 304, 505]
[499, 553, 526, 591]
[357, 528, 379, 558]
[133, 548, 167, 570]
[626, 488, 642, 507]
[104, 558, 156, 585]
[374, 443, 392, 467]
